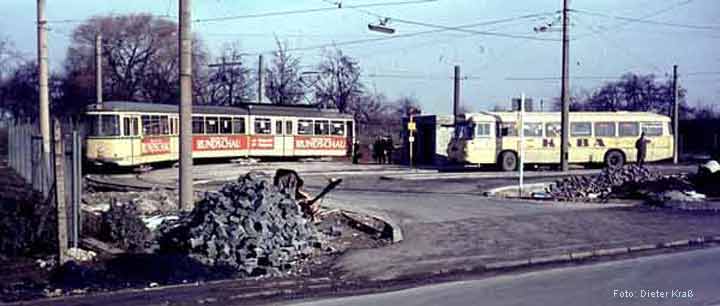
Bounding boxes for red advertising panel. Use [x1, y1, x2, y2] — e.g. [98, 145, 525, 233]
[193, 135, 248, 151]
[250, 135, 274, 150]
[294, 136, 346, 150]
[142, 137, 171, 155]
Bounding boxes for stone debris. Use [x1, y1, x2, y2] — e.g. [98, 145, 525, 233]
[547, 165, 665, 202]
[65, 248, 97, 262]
[100, 201, 151, 252]
[157, 172, 321, 277]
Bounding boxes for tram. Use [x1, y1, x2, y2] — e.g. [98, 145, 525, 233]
[85, 101, 355, 167]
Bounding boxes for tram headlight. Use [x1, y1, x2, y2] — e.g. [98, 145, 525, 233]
[96, 143, 108, 158]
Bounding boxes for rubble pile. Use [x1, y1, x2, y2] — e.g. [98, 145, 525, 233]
[100, 201, 151, 252]
[547, 165, 664, 202]
[157, 172, 320, 277]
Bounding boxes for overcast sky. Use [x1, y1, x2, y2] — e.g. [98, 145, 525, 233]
[2, 0, 719, 115]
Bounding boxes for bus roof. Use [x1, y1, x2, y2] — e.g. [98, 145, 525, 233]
[463, 111, 671, 122]
[86, 101, 353, 119]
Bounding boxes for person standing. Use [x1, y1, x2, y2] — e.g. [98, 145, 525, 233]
[352, 140, 360, 164]
[385, 136, 394, 164]
[635, 132, 651, 167]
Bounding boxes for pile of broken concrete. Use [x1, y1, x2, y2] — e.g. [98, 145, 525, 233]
[157, 172, 320, 277]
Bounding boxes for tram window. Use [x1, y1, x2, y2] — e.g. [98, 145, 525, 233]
[314, 120, 329, 135]
[205, 117, 219, 134]
[286, 121, 293, 135]
[668, 122, 673, 135]
[132, 118, 139, 136]
[192, 116, 205, 134]
[642, 122, 663, 136]
[220, 117, 232, 134]
[545, 122, 561, 137]
[142, 115, 161, 136]
[571, 122, 592, 137]
[499, 122, 517, 137]
[523, 123, 543, 137]
[594, 122, 616, 137]
[298, 120, 313, 135]
[123, 117, 131, 136]
[619, 122, 639, 137]
[160, 116, 169, 135]
[330, 121, 345, 136]
[254, 118, 272, 134]
[232, 117, 245, 134]
[276, 121, 283, 135]
[475, 123, 491, 137]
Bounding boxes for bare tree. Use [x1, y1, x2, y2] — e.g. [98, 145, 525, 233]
[64, 14, 208, 105]
[205, 42, 254, 106]
[314, 48, 363, 112]
[265, 38, 304, 105]
[392, 95, 422, 118]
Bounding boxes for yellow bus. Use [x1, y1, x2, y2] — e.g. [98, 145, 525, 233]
[447, 111, 673, 171]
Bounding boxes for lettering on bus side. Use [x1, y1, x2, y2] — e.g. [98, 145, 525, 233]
[192, 135, 248, 151]
[142, 137, 171, 155]
[542, 138, 606, 148]
[294, 136, 346, 150]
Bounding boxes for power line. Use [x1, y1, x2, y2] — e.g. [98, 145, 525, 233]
[572, 0, 697, 40]
[346, 5, 560, 42]
[193, 0, 437, 23]
[572, 8, 720, 30]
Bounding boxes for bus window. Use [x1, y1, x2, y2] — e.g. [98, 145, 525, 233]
[232, 117, 245, 134]
[286, 121, 293, 135]
[298, 120, 313, 135]
[455, 123, 474, 139]
[192, 116, 205, 134]
[545, 122, 560, 137]
[594, 122, 616, 137]
[476, 123, 491, 137]
[314, 120, 329, 135]
[160, 116, 169, 135]
[206, 117, 219, 134]
[499, 122, 517, 137]
[642, 122, 663, 136]
[523, 123, 543, 137]
[571, 122, 591, 137]
[276, 120, 283, 135]
[330, 121, 345, 136]
[254, 118, 272, 134]
[220, 117, 232, 134]
[619, 122, 639, 137]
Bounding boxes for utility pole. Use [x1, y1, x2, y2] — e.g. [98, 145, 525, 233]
[672, 65, 679, 164]
[559, 0, 570, 172]
[95, 34, 103, 104]
[453, 65, 461, 124]
[178, 0, 193, 211]
[37, 0, 51, 187]
[258, 54, 265, 103]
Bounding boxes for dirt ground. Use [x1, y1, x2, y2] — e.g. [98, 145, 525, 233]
[0, 181, 390, 303]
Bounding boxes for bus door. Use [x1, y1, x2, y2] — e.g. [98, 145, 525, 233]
[471, 121, 495, 164]
[641, 121, 668, 160]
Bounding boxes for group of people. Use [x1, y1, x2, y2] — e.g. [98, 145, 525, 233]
[372, 136, 394, 164]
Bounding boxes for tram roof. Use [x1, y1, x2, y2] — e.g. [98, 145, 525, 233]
[463, 111, 671, 122]
[86, 101, 353, 119]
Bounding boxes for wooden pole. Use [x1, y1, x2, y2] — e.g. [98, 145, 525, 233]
[560, 0, 570, 172]
[178, 0, 194, 211]
[54, 119, 68, 263]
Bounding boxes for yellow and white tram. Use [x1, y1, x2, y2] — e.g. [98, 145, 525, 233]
[85, 101, 355, 167]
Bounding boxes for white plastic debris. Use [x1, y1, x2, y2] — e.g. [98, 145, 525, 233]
[701, 160, 720, 174]
[142, 215, 179, 231]
[66, 247, 97, 262]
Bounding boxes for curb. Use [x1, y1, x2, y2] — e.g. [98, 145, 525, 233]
[482, 235, 716, 273]
[341, 210, 403, 243]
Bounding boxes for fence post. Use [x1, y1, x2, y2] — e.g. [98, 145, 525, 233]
[54, 119, 69, 264]
[71, 130, 81, 248]
[8, 123, 14, 170]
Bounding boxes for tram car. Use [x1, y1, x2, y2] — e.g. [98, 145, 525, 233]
[85, 101, 355, 167]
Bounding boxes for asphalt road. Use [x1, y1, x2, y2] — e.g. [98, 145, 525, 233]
[285, 247, 720, 306]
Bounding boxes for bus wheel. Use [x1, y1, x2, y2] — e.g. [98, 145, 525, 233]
[604, 150, 625, 169]
[499, 151, 518, 171]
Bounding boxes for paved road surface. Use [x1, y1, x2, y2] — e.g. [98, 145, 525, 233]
[285, 247, 720, 306]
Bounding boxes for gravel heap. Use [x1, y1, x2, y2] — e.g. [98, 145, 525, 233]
[157, 172, 320, 277]
[547, 165, 675, 202]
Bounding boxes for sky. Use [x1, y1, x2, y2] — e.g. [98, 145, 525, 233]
[1, 0, 719, 115]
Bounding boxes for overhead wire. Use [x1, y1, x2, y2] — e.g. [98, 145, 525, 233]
[572, 9, 720, 31]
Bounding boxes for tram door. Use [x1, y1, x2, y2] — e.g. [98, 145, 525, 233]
[273, 117, 294, 157]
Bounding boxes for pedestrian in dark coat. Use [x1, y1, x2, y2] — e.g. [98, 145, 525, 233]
[385, 136, 394, 164]
[635, 132, 651, 167]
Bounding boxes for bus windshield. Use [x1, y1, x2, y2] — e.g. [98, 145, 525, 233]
[88, 114, 120, 136]
[454, 122, 475, 139]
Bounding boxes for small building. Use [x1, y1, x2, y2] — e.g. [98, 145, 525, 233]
[402, 115, 455, 166]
